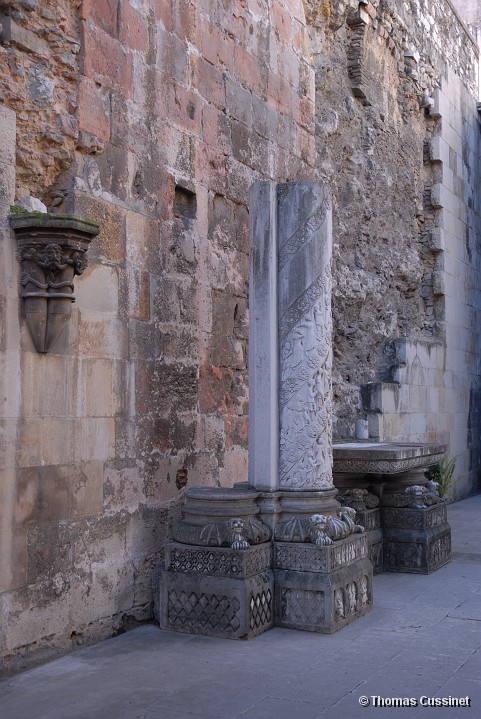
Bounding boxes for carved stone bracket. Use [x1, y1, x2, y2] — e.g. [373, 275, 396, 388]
[10, 213, 99, 352]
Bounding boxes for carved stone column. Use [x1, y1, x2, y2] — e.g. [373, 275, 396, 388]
[248, 181, 338, 524]
[10, 213, 99, 353]
[157, 181, 372, 638]
[249, 181, 373, 633]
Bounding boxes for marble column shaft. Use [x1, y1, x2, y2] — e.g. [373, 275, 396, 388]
[249, 180, 333, 494]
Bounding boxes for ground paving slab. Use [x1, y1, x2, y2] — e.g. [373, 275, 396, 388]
[1, 495, 481, 719]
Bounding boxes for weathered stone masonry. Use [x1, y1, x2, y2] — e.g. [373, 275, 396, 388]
[305, 1, 481, 499]
[0, 0, 316, 673]
[0, 0, 480, 672]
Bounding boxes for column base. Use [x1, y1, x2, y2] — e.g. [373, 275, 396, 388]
[254, 487, 340, 530]
[381, 503, 451, 574]
[273, 535, 373, 633]
[356, 507, 383, 574]
[159, 542, 274, 639]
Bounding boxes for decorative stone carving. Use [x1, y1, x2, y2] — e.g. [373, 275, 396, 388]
[274, 508, 364, 545]
[274, 514, 332, 546]
[346, 582, 357, 613]
[381, 484, 442, 509]
[334, 589, 344, 619]
[166, 543, 273, 578]
[281, 587, 325, 625]
[171, 517, 271, 550]
[160, 571, 274, 639]
[248, 180, 335, 497]
[423, 480, 441, 505]
[274, 534, 368, 574]
[326, 507, 365, 539]
[274, 538, 373, 633]
[382, 501, 451, 574]
[333, 453, 445, 475]
[358, 575, 369, 607]
[337, 488, 379, 511]
[158, 541, 275, 639]
[429, 533, 451, 568]
[10, 213, 99, 352]
[277, 185, 333, 492]
[381, 503, 447, 531]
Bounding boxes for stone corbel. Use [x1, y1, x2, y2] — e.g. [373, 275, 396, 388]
[10, 213, 99, 353]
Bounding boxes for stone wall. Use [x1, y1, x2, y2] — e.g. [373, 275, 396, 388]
[361, 339, 447, 446]
[451, 0, 481, 28]
[0, 0, 480, 673]
[303, 0, 480, 467]
[0, 0, 316, 673]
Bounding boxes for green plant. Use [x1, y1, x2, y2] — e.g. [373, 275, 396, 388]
[425, 455, 459, 498]
[9, 205, 44, 216]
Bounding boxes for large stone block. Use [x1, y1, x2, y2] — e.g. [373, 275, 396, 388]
[81, 22, 133, 97]
[77, 311, 127, 359]
[78, 76, 111, 142]
[383, 526, 451, 574]
[273, 536, 372, 633]
[275, 561, 372, 634]
[159, 542, 274, 639]
[356, 508, 383, 574]
[78, 357, 118, 418]
[382, 504, 451, 574]
[76, 265, 119, 314]
[69, 193, 126, 265]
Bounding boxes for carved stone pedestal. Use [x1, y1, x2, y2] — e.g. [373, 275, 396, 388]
[356, 508, 383, 574]
[273, 535, 372, 633]
[382, 503, 451, 574]
[158, 543, 274, 639]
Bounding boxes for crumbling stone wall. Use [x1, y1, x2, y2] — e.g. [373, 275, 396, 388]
[0, 0, 81, 202]
[303, 1, 479, 444]
[0, 0, 316, 673]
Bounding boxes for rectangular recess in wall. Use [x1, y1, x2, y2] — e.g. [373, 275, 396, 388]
[174, 185, 197, 220]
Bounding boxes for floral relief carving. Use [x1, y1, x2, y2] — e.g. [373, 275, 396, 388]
[279, 273, 333, 490]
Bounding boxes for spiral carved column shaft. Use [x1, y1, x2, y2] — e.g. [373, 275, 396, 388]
[248, 181, 336, 523]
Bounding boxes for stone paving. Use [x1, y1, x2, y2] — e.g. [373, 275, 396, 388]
[1, 495, 481, 719]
